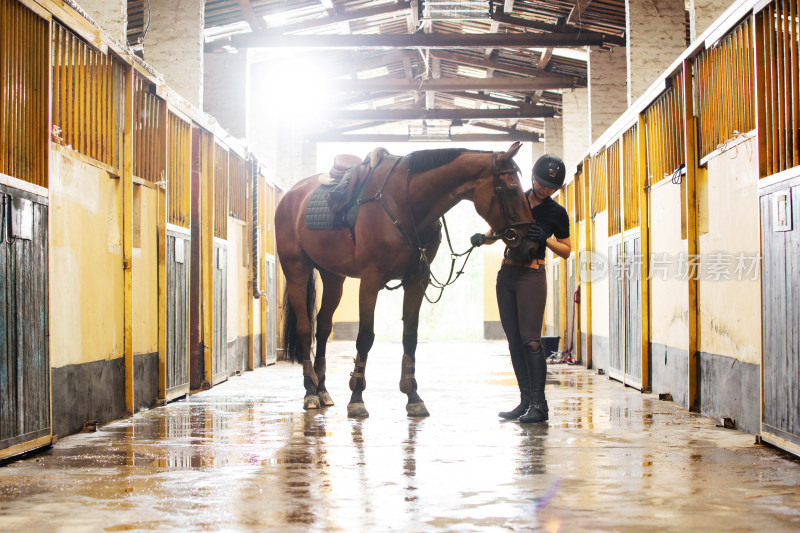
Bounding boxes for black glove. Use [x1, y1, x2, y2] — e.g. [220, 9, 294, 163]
[526, 223, 548, 242]
[470, 233, 487, 247]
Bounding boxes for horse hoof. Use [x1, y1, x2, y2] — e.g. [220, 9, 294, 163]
[318, 391, 335, 407]
[347, 402, 369, 418]
[303, 394, 320, 410]
[406, 402, 430, 418]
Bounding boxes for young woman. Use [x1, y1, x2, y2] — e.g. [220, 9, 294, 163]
[471, 154, 571, 423]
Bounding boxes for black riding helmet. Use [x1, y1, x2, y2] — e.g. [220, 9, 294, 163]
[532, 154, 566, 190]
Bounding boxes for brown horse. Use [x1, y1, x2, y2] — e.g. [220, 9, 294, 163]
[275, 141, 534, 418]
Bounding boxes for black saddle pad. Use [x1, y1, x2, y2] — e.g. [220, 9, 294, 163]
[304, 184, 359, 230]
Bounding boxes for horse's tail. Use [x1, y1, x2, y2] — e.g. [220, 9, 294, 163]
[282, 270, 317, 364]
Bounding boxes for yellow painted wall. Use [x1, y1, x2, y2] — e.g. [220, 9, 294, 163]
[49, 149, 124, 367]
[697, 137, 761, 364]
[132, 184, 158, 355]
[648, 178, 689, 350]
[227, 219, 250, 339]
[332, 277, 360, 326]
[577, 221, 588, 350]
[591, 212, 610, 339]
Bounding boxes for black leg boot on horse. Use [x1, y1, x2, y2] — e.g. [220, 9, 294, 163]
[347, 330, 373, 418]
[399, 275, 430, 418]
[498, 346, 531, 420]
[519, 342, 548, 423]
[314, 332, 334, 407]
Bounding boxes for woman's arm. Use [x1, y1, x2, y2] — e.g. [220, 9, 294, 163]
[546, 236, 571, 259]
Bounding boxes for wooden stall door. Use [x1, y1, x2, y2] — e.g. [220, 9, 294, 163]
[212, 243, 228, 383]
[608, 238, 625, 381]
[565, 255, 577, 358]
[0, 186, 50, 459]
[264, 255, 277, 365]
[166, 230, 190, 399]
[623, 230, 643, 388]
[608, 231, 643, 389]
[760, 180, 800, 453]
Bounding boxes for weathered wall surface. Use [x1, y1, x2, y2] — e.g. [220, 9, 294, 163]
[697, 137, 761, 365]
[626, 0, 687, 104]
[203, 51, 248, 139]
[143, 0, 205, 108]
[562, 89, 590, 177]
[49, 149, 124, 368]
[589, 48, 628, 143]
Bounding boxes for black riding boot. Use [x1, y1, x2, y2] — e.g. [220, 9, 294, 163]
[519, 344, 548, 423]
[499, 348, 531, 420]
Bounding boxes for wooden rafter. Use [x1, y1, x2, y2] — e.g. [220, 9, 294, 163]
[237, 0, 265, 32]
[447, 91, 557, 112]
[490, 10, 624, 46]
[324, 76, 576, 92]
[317, 108, 556, 120]
[307, 131, 542, 142]
[259, 2, 410, 35]
[207, 29, 624, 51]
[431, 50, 578, 82]
[567, 0, 593, 26]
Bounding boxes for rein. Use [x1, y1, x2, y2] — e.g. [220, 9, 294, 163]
[361, 151, 524, 302]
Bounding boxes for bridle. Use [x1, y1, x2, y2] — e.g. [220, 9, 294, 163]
[486, 152, 532, 245]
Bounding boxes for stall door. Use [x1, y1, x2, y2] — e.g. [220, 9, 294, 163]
[608, 238, 625, 381]
[212, 243, 228, 383]
[608, 231, 643, 388]
[565, 255, 577, 358]
[166, 230, 190, 399]
[265, 255, 277, 365]
[760, 181, 800, 453]
[0, 186, 50, 460]
[623, 230, 642, 388]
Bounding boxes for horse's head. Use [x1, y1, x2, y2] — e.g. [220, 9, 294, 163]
[472, 142, 533, 247]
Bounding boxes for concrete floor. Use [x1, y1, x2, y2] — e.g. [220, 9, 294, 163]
[1, 341, 798, 532]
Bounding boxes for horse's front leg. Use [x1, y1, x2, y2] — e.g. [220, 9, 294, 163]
[315, 271, 346, 407]
[400, 274, 430, 417]
[347, 276, 382, 418]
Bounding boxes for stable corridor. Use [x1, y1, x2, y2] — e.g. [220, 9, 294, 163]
[1, 341, 798, 532]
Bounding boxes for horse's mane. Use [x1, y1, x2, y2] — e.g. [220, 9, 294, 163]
[405, 148, 466, 174]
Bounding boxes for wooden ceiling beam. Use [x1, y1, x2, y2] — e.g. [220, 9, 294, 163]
[325, 76, 576, 92]
[446, 91, 556, 112]
[318, 108, 556, 120]
[207, 29, 624, 51]
[489, 10, 625, 47]
[238, 0, 265, 32]
[567, 0, 594, 26]
[307, 131, 542, 142]
[430, 50, 576, 81]
[241, 2, 411, 37]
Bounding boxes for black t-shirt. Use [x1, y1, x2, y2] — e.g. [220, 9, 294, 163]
[526, 194, 570, 260]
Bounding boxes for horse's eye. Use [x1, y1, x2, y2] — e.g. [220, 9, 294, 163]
[504, 186, 518, 195]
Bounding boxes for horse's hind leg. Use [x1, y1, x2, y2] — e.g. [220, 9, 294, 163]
[315, 271, 345, 406]
[285, 268, 321, 409]
[400, 273, 430, 417]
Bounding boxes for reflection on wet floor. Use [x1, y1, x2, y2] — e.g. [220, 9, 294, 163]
[1, 341, 799, 532]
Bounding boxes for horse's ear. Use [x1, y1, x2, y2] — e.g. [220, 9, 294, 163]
[504, 141, 523, 160]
